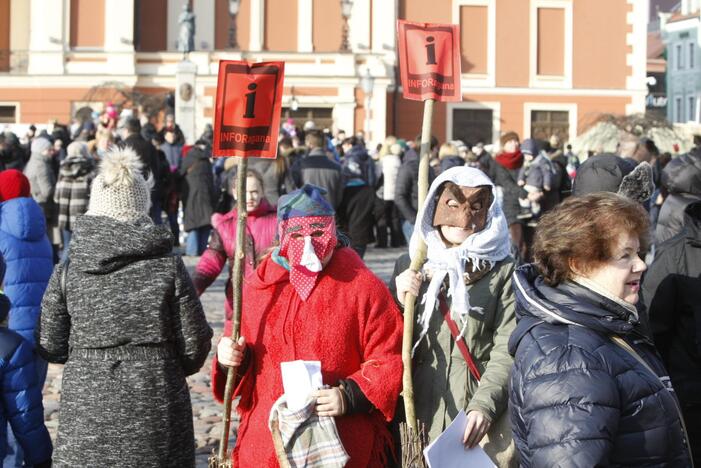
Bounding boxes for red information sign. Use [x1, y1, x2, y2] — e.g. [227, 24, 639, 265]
[213, 60, 285, 158]
[397, 20, 462, 102]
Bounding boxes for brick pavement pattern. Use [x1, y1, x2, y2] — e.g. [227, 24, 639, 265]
[41, 246, 405, 466]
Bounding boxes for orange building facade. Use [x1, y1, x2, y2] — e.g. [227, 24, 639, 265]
[0, 0, 648, 146]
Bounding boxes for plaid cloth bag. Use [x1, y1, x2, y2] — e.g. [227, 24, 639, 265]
[268, 395, 349, 468]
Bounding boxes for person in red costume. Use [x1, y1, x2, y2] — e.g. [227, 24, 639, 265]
[192, 169, 276, 331]
[213, 184, 403, 467]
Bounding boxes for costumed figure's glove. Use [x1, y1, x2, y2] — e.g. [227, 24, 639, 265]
[337, 379, 372, 414]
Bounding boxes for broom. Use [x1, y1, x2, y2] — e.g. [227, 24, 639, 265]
[209, 157, 249, 468]
[399, 98, 434, 468]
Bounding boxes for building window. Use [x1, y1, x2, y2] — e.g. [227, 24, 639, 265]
[0, 105, 16, 124]
[453, 0, 496, 86]
[677, 43, 685, 70]
[529, 0, 573, 88]
[69, 0, 106, 49]
[689, 96, 697, 122]
[690, 42, 695, 69]
[530, 110, 569, 141]
[676, 96, 683, 122]
[451, 108, 493, 145]
[135, 0, 167, 52]
[536, 8, 565, 76]
[459, 5, 488, 74]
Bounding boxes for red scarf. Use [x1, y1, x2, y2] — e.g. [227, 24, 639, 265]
[495, 150, 523, 170]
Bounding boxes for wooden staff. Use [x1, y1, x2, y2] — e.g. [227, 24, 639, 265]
[400, 98, 433, 467]
[211, 156, 249, 467]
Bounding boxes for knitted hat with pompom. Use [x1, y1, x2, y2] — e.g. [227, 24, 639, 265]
[86, 147, 152, 222]
[0, 169, 30, 202]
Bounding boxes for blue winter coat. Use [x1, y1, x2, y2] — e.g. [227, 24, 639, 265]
[0, 197, 54, 346]
[0, 254, 52, 464]
[508, 265, 692, 467]
[0, 328, 53, 464]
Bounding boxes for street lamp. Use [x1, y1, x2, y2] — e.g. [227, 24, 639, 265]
[340, 0, 353, 52]
[361, 68, 374, 143]
[228, 0, 241, 49]
[290, 87, 300, 112]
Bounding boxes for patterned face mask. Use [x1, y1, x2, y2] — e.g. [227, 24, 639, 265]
[279, 216, 337, 300]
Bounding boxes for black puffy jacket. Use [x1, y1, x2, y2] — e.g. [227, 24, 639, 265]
[509, 265, 692, 467]
[179, 145, 216, 231]
[394, 149, 435, 224]
[657, 152, 701, 244]
[643, 202, 701, 464]
[475, 152, 521, 226]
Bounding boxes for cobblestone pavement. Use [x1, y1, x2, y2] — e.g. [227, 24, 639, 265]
[41, 246, 406, 466]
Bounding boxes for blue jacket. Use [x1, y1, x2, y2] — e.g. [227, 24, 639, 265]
[508, 265, 692, 467]
[0, 328, 53, 464]
[0, 197, 54, 346]
[0, 253, 52, 464]
[342, 145, 376, 187]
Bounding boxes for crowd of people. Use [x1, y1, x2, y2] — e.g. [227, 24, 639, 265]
[0, 104, 699, 466]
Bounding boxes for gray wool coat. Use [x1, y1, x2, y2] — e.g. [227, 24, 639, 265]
[37, 215, 213, 467]
[24, 150, 56, 204]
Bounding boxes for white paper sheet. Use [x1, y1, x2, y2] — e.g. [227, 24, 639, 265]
[423, 410, 497, 468]
[280, 360, 323, 412]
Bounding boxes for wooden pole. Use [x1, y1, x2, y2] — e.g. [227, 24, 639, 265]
[215, 156, 249, 464]
[400, 99, 433, 466]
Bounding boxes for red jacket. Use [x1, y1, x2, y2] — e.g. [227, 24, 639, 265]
[192, 199, 277, 321]
[211, 248, 403, 467]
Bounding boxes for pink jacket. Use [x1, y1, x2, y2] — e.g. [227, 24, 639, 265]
[192, 199, 277, 321]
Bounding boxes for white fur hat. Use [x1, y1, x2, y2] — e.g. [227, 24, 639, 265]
[86, 147, 152, 222]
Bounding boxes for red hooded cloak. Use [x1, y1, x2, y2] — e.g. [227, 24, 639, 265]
[212, 247, 403, 467]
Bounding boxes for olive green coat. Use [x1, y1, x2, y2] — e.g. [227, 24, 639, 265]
[390, 253, 517, 466]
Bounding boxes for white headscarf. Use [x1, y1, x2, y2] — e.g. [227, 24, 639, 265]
[409, 167, 511, 354]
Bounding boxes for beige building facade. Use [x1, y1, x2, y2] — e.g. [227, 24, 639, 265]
[0, 0, 648, 146]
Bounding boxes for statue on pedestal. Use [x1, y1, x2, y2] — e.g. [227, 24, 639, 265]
[177, 3, 195, 55]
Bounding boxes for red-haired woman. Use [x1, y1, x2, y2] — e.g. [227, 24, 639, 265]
[509, 192, 692, 466]
[192, 169, 277, 334]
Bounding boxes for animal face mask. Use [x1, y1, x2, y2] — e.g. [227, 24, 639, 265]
[278, 216, 337, 300]
[432, 183, 491, 238]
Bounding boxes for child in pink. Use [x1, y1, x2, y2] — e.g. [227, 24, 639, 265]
[192, 169, 277, 330]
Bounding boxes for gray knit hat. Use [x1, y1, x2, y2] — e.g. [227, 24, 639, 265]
[86, 147, 152, 222]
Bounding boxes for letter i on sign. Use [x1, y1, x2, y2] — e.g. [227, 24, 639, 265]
[425, 36, 437, 65]
[244, 83, 257, 119]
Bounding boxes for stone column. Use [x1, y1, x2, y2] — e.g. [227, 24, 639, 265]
[167, 0, 187, 51]
[104, 0, 135, 74]
[176, 60, 198, 144]
[297, 0, 313, 52]
[27, 0, 66, 74]
[193, 0, 215, 51]
[249, 0, 265, 51]
[350, 0, 370, 52]
[371, 0, 396, 55]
